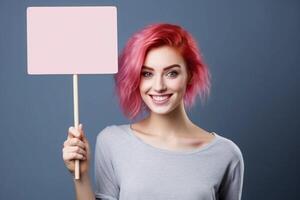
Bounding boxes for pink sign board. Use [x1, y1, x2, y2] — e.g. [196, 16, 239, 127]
[27, 6, 118, 74]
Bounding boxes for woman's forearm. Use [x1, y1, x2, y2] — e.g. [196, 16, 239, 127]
[73, 172, 95, 200]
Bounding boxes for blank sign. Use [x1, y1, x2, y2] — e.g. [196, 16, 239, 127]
[27, 6, 118, 74]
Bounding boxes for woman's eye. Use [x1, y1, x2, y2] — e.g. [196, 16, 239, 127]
[141, 71, 152, 77]
[167, 71, 178, 78]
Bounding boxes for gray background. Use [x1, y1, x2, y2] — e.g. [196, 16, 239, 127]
[0, 0, 299, 199]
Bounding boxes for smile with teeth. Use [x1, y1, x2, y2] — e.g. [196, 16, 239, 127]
[150, 94, 172, 104]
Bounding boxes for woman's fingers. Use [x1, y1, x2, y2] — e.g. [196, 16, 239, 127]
[63, 152, 86, 161]
[63, 146, 87, 156]
[64, 137, 86, 149]
[63, 124, 90, 174]
[68, 126, 81, 139]
[63, 146, 87, 160]
[63, 146, 86, 155]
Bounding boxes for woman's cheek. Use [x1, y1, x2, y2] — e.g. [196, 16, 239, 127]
[168, 78, 186, 91]
[139, 80, 151, 92]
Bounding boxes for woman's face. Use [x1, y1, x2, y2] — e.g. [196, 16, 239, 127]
[139, 45, 190, 115]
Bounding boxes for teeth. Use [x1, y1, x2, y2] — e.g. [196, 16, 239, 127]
[151, 95, 170, 101]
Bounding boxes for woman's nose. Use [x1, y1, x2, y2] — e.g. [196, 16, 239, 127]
[153, 76, 167, 92]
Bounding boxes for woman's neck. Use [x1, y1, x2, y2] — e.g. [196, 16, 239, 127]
[141, 102, 196, 138]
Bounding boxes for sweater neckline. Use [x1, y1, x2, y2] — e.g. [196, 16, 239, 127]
[126, 124, 220, 155]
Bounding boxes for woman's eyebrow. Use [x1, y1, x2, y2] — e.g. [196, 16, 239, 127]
[142, 64, 181, 71]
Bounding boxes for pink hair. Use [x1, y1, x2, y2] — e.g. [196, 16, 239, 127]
[114, 23, 211, 120]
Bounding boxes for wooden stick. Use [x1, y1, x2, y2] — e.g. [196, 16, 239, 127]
[73, 74, 80, 180]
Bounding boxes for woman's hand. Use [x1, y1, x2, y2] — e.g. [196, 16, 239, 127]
[62, 124, 91, 176]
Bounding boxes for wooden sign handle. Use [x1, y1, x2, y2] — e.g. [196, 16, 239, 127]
[73, 74, 80, 180]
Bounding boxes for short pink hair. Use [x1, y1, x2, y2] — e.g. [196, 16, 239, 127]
[114, 23, 211, 120]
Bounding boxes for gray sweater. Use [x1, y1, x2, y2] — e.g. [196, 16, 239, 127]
[94, 124, 244, 200]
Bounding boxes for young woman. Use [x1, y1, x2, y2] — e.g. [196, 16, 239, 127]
[62, 23, 244, 200]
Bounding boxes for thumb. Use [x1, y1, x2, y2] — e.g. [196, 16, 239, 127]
[79, 124, 88, 142]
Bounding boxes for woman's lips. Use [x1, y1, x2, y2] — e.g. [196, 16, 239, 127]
[149, 94, 172, 105]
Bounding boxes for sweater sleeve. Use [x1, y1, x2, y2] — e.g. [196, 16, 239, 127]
[94, 127, 119, 200]
[219, 154, 244, 200]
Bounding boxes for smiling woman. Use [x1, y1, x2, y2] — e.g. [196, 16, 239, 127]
[62, 23, 244, 200]
[114, 23, 211, 120]
[139, 45, 190, 115]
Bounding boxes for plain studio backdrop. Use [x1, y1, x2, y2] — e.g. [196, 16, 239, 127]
[0, 0, 299, 199]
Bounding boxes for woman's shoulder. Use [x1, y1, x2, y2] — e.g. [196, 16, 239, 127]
[95, 124, 133, 157]
[96, 123, 130, 144]
[213, 132, 244, 163]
